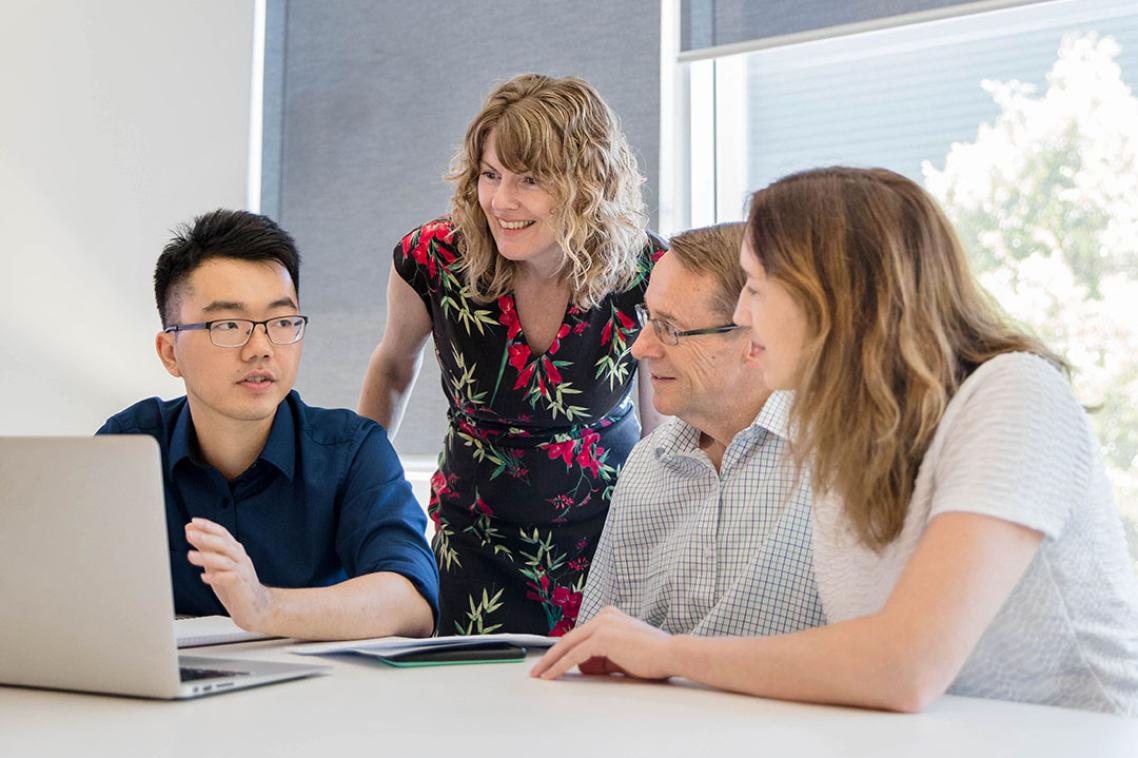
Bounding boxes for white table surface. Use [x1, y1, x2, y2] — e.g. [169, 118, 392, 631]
[2, 638, 1136, 758]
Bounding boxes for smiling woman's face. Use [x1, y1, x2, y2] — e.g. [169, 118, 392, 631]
[476, 129, 562, 272]
[732, 235, 808, 391]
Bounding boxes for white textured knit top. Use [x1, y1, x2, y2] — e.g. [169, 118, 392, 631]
[811, 352, 1138, 715]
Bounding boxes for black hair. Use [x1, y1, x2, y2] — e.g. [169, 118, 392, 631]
[154, 209, 301, 326]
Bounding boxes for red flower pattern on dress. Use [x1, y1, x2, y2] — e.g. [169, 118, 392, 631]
[403, 221, 457, 282]
[525, 573, 552, 603]
[547, 493, 575, 511]
[546, 437, 573, 466]
[549, 587, 583, 637]
[458, 417, 500, 442]
[410, 241, 433, 279]
[572, 429, 604, 478]
[430, 470, 449, 497]
[427, 470, 450, 529]
[547, 323, 571, 355]
[542, 356, 562, 384]
[498, 296, 522, 341]
[507, 342, 531, 371]
[470, 496, 494, 518]
[513, 361, 536, 391]
[543, 429, 608, 479]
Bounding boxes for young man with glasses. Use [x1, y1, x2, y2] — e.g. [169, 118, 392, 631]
[97, 209, 438, 640]
[579, 223, 824, 637]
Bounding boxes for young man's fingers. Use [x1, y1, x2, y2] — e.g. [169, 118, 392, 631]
[187, 518, 238, 543]
[188, 517, 227, 534]
[187, 550, 237, 571]
[185, 529, 242, 558]
[199, 570, 233, 585]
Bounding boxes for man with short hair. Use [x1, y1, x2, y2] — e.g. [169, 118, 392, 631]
[98, 209, 437, 640]
[580, 223, 824, 636]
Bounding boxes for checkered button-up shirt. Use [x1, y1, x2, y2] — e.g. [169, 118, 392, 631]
[581, 391, 825, 636]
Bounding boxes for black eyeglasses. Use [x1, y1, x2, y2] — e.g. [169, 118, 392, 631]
[163, 315, 309, 348]
[633, 304, 741, 346]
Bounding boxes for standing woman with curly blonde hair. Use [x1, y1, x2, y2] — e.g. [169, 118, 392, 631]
[359, 74, 667, 636]
[534, 167, 1138, 715]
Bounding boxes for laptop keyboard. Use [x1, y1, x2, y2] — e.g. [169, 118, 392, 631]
[180, 666, 250, 682]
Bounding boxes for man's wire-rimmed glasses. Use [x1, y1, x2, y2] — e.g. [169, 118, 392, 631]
[163, 315, 309, 348]
[633, 304, 741, 346]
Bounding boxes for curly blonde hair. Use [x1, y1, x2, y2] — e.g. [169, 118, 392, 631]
[448, 74, 647, 308]
[745, 167, 1068, 551]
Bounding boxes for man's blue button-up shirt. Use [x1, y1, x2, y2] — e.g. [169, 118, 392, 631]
[97, 390, 439, 621]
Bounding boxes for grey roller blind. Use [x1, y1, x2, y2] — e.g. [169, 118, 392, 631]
[261, 0, 661, 455]
[681, 0, 1040, 53]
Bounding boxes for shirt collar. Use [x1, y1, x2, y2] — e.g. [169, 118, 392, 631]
[650, 416, 702, 461]
[167, 401, 196, 477]
[258, 395, 296, 481]
[651, 389, 794, 462]
[752, 390, 793, 441]
[166, 393, 297, 482]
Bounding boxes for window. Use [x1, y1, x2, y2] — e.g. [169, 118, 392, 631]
[666, 0, 1138, 567]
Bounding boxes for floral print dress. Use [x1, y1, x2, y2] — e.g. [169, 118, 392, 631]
[393, 219, 667, 635]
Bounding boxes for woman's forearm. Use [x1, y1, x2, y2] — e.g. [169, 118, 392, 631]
[668, 616, 938, 712]
[358, 345, 422, 436]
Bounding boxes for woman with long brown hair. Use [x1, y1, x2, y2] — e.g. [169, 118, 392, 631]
[533, 167, 1138, 715]
[359, 74, 666, 636]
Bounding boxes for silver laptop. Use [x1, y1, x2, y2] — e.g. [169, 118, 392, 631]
[0, 436, 327, 699]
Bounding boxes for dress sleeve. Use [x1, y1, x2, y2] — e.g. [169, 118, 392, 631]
[927, 353, 1090, 540]
[335, 423, 441, 625]
[392, 218, 458, 311]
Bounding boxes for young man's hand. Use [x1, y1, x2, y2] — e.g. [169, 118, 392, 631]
[185, 517, 275, 631]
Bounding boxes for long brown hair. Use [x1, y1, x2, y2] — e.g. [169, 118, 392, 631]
[745, 167, 1067, 550]
[448, 74, 647, 308]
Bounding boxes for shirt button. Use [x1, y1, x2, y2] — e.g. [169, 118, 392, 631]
[219, 497, 231, 510]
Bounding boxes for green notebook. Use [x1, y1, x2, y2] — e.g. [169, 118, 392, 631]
[373, 641, 528, 667]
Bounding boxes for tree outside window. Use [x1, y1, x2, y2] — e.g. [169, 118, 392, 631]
[924, 32, 1138, 570]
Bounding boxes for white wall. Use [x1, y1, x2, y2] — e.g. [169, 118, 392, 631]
[0, 0, 254, 434]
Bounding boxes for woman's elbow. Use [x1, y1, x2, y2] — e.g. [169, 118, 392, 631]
[878, 661, 955, 713]
[880, 685, 940, 714]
